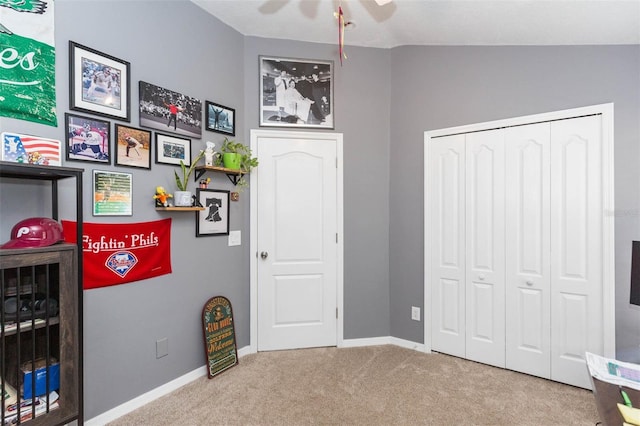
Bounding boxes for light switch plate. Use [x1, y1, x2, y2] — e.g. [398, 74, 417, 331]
[228, 230, 241, 246]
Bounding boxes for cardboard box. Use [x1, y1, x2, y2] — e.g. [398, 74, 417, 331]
[21, 358, 59, 399]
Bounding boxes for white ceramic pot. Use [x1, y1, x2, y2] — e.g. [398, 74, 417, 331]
[174, 191, 192, 207]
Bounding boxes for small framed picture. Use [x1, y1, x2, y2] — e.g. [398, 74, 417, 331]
[93, 170, 132, 216]
[2, 132, 61, 166]
[259, 55, 333, 129]
[205, 101, 235, 136]
[139, 81, 202, 138]
[114, 124, 152, 169]
[65, 113, 111, 164]
[155, 133, 191, 166]
[69, 41, 131, 122]
[196, 189, 230, 237]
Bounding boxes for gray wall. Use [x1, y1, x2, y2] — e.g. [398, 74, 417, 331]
[388, 45, 640, 361]
[1, 0, 248, 419]
[242, 38, 391, 340]
[1, 0, 638, 421]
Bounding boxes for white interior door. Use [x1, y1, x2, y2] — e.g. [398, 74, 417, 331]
[550, 115, 603, 388]
[430, 134, 466, 358]
[505, 122, 551, 378]
[253, 131, 340, 351]
[465, 129, 505, 368]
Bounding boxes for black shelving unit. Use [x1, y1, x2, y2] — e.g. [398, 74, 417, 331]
[0, 162, 84, 425]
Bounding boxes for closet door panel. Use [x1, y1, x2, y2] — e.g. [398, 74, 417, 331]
[505, 123, 551, 378]
[550, 115, 603, 388]
[430, 135, 466, 357]
[465, 129, 505, 368]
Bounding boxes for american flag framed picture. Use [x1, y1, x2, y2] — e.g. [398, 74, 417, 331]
[2, 132, 62, 166]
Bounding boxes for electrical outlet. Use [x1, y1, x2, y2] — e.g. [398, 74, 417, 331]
[156, 338, 168, 359]
[411, 306, 420, 321]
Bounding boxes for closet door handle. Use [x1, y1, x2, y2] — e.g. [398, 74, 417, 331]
[526, 280, 534, 286]
[478, 275, 485, 281]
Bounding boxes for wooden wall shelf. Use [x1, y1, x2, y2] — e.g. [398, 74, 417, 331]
[156, 206, 205, 211]
[193, 165, 245, 186]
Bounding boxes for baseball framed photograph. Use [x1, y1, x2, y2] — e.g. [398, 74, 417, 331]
[69, 41, 131, 122]
[65, 112, 111, 164]
[93, 169, 133, 216]
[139, 81, 202, 139]
[259, 56, 333, 129]
[114, 124, 151, 169]
[155, 133, 191, 167]
[205, 101, 235, 136]
[196, 188, 230, 237]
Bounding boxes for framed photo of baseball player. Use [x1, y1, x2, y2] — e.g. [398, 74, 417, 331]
[259, 56, 334, 129]
[114, 124, 152, 169]
[65, 113, 111, 164]
[69, 41, 131, 122]
[196, 188, 230, 237]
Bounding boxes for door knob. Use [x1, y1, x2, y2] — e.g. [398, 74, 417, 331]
[261, 251, 268, 260]
[526, 280, 534, 286]
[478, 275, 485, 281]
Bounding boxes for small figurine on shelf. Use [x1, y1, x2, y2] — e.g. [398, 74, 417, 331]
[199, 177, 211, 189]
[204, 141, 216, 166]
[153, 186, 173, 207]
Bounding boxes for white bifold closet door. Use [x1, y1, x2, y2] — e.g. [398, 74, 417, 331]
[430, 115, 603, 388]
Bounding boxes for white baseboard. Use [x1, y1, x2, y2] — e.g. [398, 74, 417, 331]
[86, 345, 252, 426]
[86, 339, 423, 425]
[341, 336, 426, 353]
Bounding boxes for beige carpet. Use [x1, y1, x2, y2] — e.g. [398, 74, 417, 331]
[108, 345, 599, 425]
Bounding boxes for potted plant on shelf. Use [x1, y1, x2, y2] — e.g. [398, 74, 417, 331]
[173, 150, 205, 206]
[214, 137, 258, 190]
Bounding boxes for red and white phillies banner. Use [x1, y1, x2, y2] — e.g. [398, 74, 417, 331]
[62, 219, 172, 290]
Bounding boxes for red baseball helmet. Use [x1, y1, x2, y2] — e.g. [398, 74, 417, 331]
[1, 218, 64, 249]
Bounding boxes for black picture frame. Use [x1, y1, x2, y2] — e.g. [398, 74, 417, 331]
[114, 124, 152, 169]
[259, 55, 334, 129]
[205, 101, 235, 136]
[196, 189, 230, 237]
[65, 112, 111, 164]
[155, 133, 192, 166]
[69, 41, 131, 122]
[139, 81, 202, 139]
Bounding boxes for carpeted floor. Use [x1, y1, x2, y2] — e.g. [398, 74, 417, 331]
[108, 345, 599, 425]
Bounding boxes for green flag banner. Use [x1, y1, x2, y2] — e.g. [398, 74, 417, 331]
[0, 0, 57, 126]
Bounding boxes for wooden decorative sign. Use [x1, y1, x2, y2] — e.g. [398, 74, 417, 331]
[202, 296, 238, 378]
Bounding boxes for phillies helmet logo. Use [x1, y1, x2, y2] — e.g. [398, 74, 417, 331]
[15, 226, 31, 238]
[106, 251, 138, 277]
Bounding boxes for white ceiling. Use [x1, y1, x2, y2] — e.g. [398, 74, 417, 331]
[193, 0, 640, 48]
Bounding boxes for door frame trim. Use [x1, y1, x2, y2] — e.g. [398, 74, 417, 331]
[249, 129, 344, 352]
[423, 103, 615, 358]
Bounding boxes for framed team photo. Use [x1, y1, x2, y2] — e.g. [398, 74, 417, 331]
[114, 124, 152, 169]
[65, 113, 111, 164]
[259, 56, 333, 129]
[196, 188, 230, 237]
[155, 133, 191, 166]
[69, 41, 131, 121]
[139, 81, 202, 139]
[205, 101, 235, 136]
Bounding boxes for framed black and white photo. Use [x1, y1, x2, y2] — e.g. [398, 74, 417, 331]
[196, 189, 230, 237]
[259, 56, 333, 129]
[155, 133, 191, 166]
[93, 170, 132, 216]
[69, 41, 131, 121]
[139, 81, 202, 138]
[65, 113, 111, 164]
[205, 101, 235, 136]
[114, 124, 151, 169]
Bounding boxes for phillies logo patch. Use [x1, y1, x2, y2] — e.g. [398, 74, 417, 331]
[106, 251, 138, 277]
